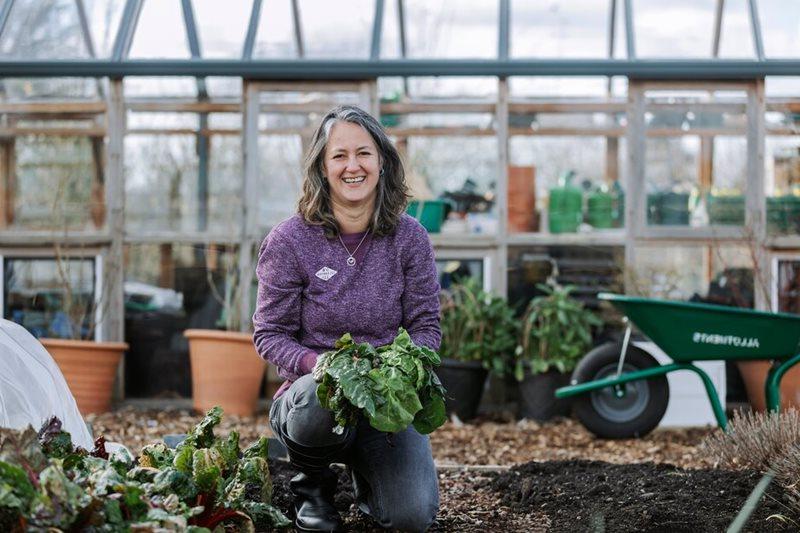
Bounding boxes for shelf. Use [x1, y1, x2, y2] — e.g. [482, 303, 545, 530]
[429, 233, 498, 249]
[505, 230, 626, 247]
[767, 236, 800, 250]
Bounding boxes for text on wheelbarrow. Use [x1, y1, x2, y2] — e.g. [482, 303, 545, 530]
[692, 332, 760, 349]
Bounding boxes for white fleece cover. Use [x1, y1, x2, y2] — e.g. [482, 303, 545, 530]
[0, 318, 94, 450]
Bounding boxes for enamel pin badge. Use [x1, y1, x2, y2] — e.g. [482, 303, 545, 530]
[315, 266, 337, 281]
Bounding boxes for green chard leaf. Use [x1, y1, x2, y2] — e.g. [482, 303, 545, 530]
[184, 406, 223, 449]
[138, 442, 175, 469]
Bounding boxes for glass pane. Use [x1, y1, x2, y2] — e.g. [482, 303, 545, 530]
[125, 134, 200, 232]
[633, 0, 716, 58]
[0, 78, 98, 100]
[403, 0, 498, 59]
[4, 256, 96, 339]
[124, 77, 198, 98]
[379, 0, 402, 59]
[765, 77, 800, 97]
[206, 77, 242, 98]
[192, 0, 250, 58]
[507, 245, 624, 311]
[298, 0, 372, 58]
[718, 0, 755, 58]
[253, 0, 298, 58]
[511, 0, 608, 58]
[510, 136, 622, 233]
[630, 244, 754, 303]
[0, 0, 88, 59]
[390, 112, 493, 129]
[128, 0, 190, 58]
[14, 136, 98, 231]
[124, 132, 242, 235]
[123, 243, 241, 398]
[127, 112, 199, 130]
[776, 260, 800, 314]
[208, 135, 243, 234]
[406, 77, 498, 98]
[758, 0, 800, 58]
[765, 136, 800, 236]
[644, 136, 699, 226]
[208, 112, 242, 129]
[709, 136, 747, 227]
[82, 0, 126, 58]
[510, 77, 625, 98]
[255, 135, 303, 233]
[407, 136, 498, 234]
[643, 88, 748, 228]
[435, 258, 485, 290]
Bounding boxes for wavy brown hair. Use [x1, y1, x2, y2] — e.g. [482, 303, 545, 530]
[298, 105, 409, 238]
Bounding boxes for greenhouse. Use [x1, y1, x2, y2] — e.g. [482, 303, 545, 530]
[3, 1, 800, 529]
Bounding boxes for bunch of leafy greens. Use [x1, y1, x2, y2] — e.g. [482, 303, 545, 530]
[313, 328, 447, 435]
[0, 407, 290, 532]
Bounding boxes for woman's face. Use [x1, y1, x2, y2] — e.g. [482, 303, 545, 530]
[323, 121, 381, 209]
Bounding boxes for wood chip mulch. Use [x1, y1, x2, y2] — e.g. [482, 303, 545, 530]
[85, 406, 718, 470]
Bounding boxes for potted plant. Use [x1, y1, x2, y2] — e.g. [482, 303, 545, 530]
[439, 277, 519, 420]
[37, 246, 128, 415]
[184, 246, 266, 416]
[516, 283, 601, 421]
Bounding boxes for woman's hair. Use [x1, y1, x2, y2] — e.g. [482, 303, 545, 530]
[298, 104, 409, 237]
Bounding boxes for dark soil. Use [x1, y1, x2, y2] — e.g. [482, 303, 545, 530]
[493, 460, 800, 533]
[269, 458, 800, 532]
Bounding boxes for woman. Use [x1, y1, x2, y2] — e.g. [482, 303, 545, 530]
[253, 105, 441, 532]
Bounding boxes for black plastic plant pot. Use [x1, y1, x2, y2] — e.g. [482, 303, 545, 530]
[436, 358, 488, 421]
[517, 368, 573, 421]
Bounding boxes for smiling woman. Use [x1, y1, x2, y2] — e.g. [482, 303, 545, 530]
[252, 105, 441, 532]
[298, 105, 408, 239]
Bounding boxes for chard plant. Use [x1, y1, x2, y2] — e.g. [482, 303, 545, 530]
[439, 277, 520, 377]
[313, 328, 447, 435]
[517, 283, 602, 379]
[0, 407, 290, 531]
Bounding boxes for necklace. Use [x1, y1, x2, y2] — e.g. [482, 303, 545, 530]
[338, 231, 369, 266]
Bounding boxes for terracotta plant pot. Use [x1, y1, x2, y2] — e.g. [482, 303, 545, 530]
[184, 329, 266, 416]
[737, 360, 800, 412]
[40, 338, 127, 415]
[508, 165, 537, 232]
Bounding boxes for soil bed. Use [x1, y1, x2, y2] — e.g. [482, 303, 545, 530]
[493, 460, 800, 533]
[266, 459, 799, 532]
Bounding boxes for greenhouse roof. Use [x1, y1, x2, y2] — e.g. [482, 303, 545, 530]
[0, 0, 799, 79]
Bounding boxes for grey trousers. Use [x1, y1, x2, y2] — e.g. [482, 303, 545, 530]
[269, 374, 440, 532]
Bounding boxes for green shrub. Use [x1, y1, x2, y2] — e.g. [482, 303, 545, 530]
[440, 277, 520, 377]
[516, 283, 601, 379]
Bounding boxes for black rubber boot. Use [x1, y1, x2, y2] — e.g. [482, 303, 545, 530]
[285, 439, 348, 532]
[290, 469, 344, 532]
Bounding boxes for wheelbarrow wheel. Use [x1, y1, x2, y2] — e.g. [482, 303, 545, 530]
[573, 342, 669, 439]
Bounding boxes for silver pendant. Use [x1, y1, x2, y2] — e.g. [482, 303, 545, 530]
[347, 256, 356, 266]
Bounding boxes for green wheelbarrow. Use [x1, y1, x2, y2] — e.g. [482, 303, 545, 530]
[556, 293, 800, 439]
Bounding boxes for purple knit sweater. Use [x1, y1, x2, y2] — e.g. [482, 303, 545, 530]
[252, 213, 441, 398]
